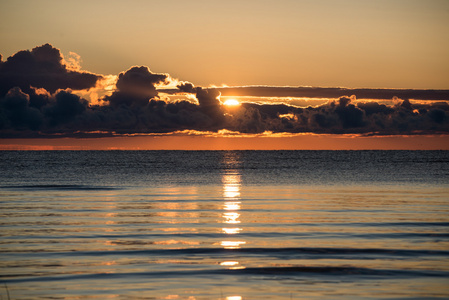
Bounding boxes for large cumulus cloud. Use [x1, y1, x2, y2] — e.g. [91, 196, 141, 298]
[0, 44, 101, 96]
[106, 66, 169, 107]
[0, 44, 448, 137]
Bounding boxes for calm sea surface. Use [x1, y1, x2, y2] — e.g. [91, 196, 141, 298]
[0, 150, 448, 299]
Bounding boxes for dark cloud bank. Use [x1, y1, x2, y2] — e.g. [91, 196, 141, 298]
[215, 86, 449, 101]
[1, 44, 448, 138]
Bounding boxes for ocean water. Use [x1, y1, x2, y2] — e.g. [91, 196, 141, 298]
[0, 150, 448, 300]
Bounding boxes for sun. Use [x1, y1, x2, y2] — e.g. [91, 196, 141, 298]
[223, 99, 240, 106]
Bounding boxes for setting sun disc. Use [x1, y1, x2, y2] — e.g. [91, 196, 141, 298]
[223, 99, 240, 106]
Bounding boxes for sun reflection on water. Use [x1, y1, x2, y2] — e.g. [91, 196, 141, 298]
[223, 180, 241, 198]
[220, 152, 246, 255]
[224, 202, 241, 210]
[222, 227, 241, 234]
[220, 261, 239, 266]
[220, 240, 246, 249]
[223, 212, 241, 224]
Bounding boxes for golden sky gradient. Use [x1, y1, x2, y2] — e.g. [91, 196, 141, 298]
[0, 0, 448, 150]
[1, 0, 448, 89]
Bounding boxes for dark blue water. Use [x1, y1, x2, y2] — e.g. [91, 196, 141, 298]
[0, 151, 448, 299]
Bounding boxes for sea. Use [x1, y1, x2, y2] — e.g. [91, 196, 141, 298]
[0, 150, 448, 300]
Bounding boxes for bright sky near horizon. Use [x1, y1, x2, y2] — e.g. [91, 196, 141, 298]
[1, 0, 449, 89]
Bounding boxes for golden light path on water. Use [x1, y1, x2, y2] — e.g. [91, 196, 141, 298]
[220, 152, 246, 275]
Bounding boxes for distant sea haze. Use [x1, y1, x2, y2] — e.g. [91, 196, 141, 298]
[1, 150, 448, 299]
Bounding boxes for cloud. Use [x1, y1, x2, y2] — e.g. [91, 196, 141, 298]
[214, 86, 449, 101]
[0, 87, 43, 131]
[44, 90, 88, 126]
[334, 96, 365, 128]
[116, 66, 168, 96]
[0, 44, 448, 138]
[177, 82, 196, 94]
[1, 87, 447, 137]
[220, 96, 449, 135]
[105, 66, 171, 107]
[0, 44, 102, 96]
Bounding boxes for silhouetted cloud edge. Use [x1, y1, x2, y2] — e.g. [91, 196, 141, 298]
[1, 44, 448, 138]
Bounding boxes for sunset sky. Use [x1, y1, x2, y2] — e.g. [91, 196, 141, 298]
[1, 0, 448, 149]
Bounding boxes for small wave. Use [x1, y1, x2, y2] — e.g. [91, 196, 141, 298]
[0, 184, 119, 191]
[350, 232, 449, 239]
[2, 265, 448, 284]
[232, 266, 449, 277]
[18, 247, 448, 258]
[347, 222, 449, 227]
